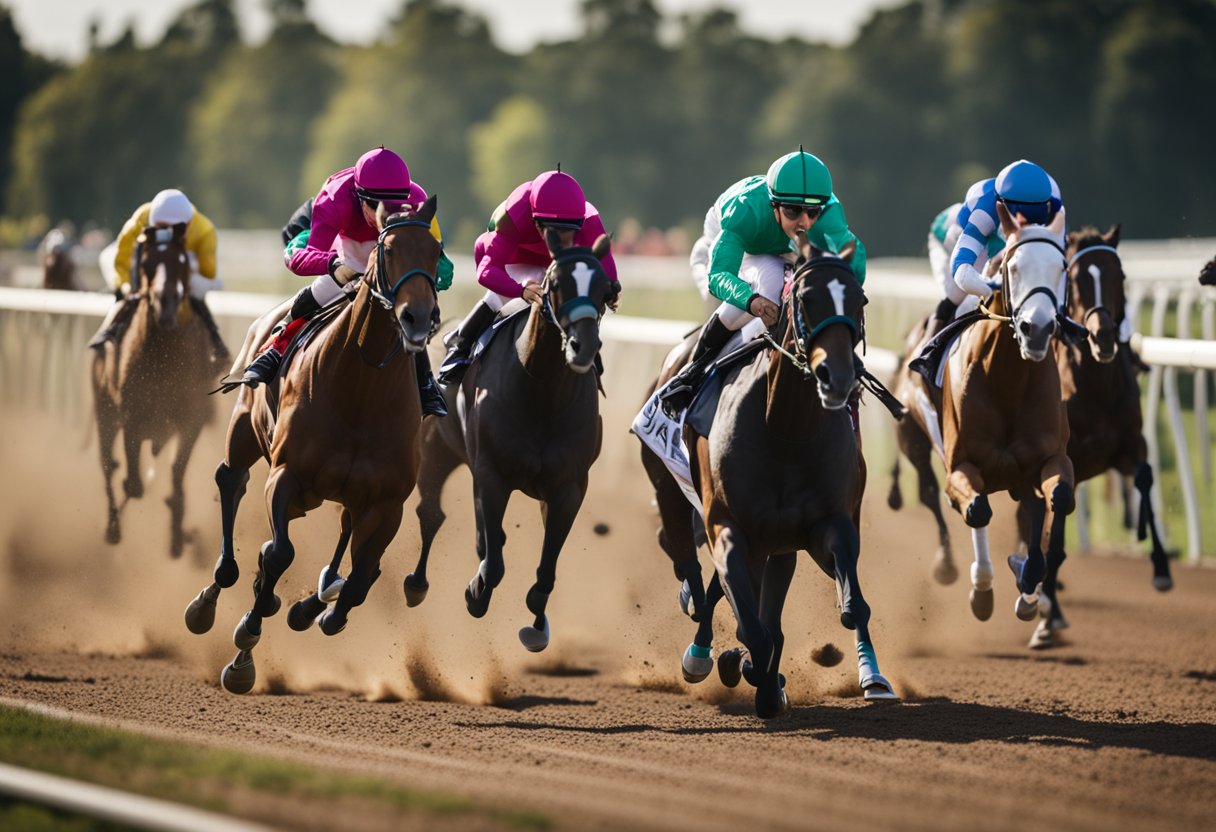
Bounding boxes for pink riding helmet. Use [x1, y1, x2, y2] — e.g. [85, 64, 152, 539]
[530, 170, 586, 229]
[354, 147, 411, 201]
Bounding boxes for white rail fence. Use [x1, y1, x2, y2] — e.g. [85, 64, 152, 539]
[1, 264, 1212, 559]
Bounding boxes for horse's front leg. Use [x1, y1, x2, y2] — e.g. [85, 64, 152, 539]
[519, 479, 587, 652]
[752, 552, 796, 717]
[222, 466, 299, 695]
[709, 518, 775, 715]
[319, 503, 401, 636]
[465, 468, 510, 619]
[1010, 495, 1048, 627]
[1027, 453, 1074, 623]
[810, 513, 898, 701]
[288, 509, 351, 632]
[122, 427, 144, 500]
[166, 424, 202, 559]
[1133, 462, 1173, 591]
[95, 393, 122, 545]
[406, 437, 463, 607]
[945, 461, 995, 620]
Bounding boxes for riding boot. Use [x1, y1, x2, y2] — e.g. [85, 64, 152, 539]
[907, 298, 958, 382]
[415, 351, 448, 418]
[88, 296, 139, 351]
[438, 300, 497, 385]
[240, 286, 322, 388]
[658, 314, 733, 418]
[189, 296, 231, 365]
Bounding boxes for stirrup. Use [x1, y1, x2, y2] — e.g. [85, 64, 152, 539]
[437, 351, 472, 386]
[659, 380, 695, 419]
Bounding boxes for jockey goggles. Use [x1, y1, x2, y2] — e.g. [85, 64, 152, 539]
[536, 216, 584, 231]
[774, 202, 823, 221]
[997, 197, 1055, 225]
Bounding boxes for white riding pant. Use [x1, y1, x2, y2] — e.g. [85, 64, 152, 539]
[693, 203, 793, 332]
[308, 237, 375, 306]
[482, 264, 545, 312]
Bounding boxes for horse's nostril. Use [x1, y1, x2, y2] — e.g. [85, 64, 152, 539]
[400, 309, 414, 325]
[1019, 320, 1032, 337]
[815, 363, 831, 386]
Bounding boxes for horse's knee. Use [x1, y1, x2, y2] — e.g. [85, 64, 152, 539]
[1051, 482, 1075, 516]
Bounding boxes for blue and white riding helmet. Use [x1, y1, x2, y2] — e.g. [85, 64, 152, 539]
[995, 160, 1061, 225]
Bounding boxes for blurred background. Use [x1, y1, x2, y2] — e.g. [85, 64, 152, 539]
[1, 0, 1214, 261]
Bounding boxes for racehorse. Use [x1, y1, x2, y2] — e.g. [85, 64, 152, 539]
[91, 222, 220, 556]
[672, 234, 898, 719]
[934, 206, 1075, 622]
[1199, 255, 1215, 287]
[182, 197, 441, 694]
[43, 246, 78, 290]
[1014, 224, 1171, 648]
[401, 231, 613, 653]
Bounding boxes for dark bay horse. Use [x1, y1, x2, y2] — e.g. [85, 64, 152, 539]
[678, 237, 898, 719]
[934, 206, 1075, 623]
[1014, 224, 1171, 648]
[43, 246, 78, 290]
[402, 232, 613, 653]
[91, 223, 221, 555]
[182, 197, 441, 694]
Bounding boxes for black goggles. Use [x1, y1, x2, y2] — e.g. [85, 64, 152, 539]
[775, 202, 824, 221]
[536, 217, 584, 231]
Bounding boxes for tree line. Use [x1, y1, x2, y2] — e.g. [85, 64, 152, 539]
[2, 0, 1214, 255]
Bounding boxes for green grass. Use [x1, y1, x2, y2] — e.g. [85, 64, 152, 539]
[0, 798, 138, 831]
[0, 705, 549, 831]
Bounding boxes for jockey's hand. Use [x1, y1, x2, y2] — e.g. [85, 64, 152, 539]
[606, 281, 621, 311]
[333, 263, 360, 286]
[521, 281, 544, 305]
[748, 294, 779, 328]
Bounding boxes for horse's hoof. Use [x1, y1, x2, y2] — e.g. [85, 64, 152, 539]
[755, 684, 788, 720]
[1152, 574, 1174, 592]
[678, 579, 698, 621]
[1029, 619, 1053, 650]
[717, 648, 743, 688]
[318, 609, 346, 637]
[402, 573, 428, 607]
[839, 610, 856, 630]
[124, 479, 144, 500]
[681, 644, 713, 684]
[518, 616, 550, 653]
[464, 580, 491, 619]
[221, 650, 256, 695]
[183, 585, 219, 635]
[862, 678, 900, 701]
[214, 558, 239, 589]
[1015, 589, 1041, 622]
[105, 524, 121, 545]
[287, 596, 325, 632]
[969, 587, 994, 621]
[233, 612, 261, 650]
[932, 551, 958, 585]
[965, 496, 992, 528]
[170, 535, 184, 560]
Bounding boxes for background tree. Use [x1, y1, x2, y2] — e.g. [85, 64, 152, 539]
[469, 96, 554, 214]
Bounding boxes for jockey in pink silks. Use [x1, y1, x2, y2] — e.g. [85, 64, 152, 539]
[238, 146, 453, 416]
[437, 169, 620, 384]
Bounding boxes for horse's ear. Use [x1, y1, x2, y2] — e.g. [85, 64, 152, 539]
[592, 233, 611, 260]
[544, 226, 563, 256]
[794, 228, 814, 262]
[417, 193, 438, 225]
[837, 240, 857, 263]
[1104, 223, 1121, 248]
[1048, 206, 1066, 239]
[996, 201, 1018, 239]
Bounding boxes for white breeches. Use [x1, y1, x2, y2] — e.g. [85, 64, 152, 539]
[482, 264, 546, 312]
[716, 254, 790, 331]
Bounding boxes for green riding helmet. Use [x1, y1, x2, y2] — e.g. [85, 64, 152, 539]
[766, 149, 833, 206]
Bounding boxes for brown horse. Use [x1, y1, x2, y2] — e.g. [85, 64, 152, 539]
[1013, 224, 1171, 648]
[91, 223, 220, 556]
[43, 247, 78, 291]
[931, 206, 1076, 623]
[182, 197, 441, 694]
[669, 236, 897, 719]
[401, 232, 613, 653]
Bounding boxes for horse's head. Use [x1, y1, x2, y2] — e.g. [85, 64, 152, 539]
[138, 222, 190, 330]
[997, 203, 1067, 362]
[788, 233, 866, 410]
[541, 228, 613, 374]
[372, 194, 441, 352]
[1200, 256, 1216, 287]
[1066, 224, 1125, 363]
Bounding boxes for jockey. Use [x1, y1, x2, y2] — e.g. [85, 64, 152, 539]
[660, 148, 867, 416]
[924, 200, 1007, 338]
[237, 146, 454, 417]
[923, 159, 1063, 343]
[89, 188, 229, 362]
[437, 169, 620, 385]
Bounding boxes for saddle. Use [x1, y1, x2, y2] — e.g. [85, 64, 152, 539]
[907, 309, 988, 387]
[684, 338, 768, 439]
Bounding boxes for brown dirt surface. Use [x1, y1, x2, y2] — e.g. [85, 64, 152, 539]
[1, 405, 1214, 832]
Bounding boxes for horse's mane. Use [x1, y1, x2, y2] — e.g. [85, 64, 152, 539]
[1067, 226, 1109, 252]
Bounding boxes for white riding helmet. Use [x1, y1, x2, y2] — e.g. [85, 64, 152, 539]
[149, 189, 195, 226]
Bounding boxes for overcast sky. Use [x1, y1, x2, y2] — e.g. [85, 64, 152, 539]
[8, 0, 906, 61]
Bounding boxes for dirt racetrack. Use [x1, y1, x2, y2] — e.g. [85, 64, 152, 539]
[0, 403, 1214, 832]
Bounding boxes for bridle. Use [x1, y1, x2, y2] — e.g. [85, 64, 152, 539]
[1066, 243, 1122, 329]
[763, 258, 862, 379]
[363, 217, 439, 369]
[538, 248, 605, 352]
[979, 235, 1066, 323]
